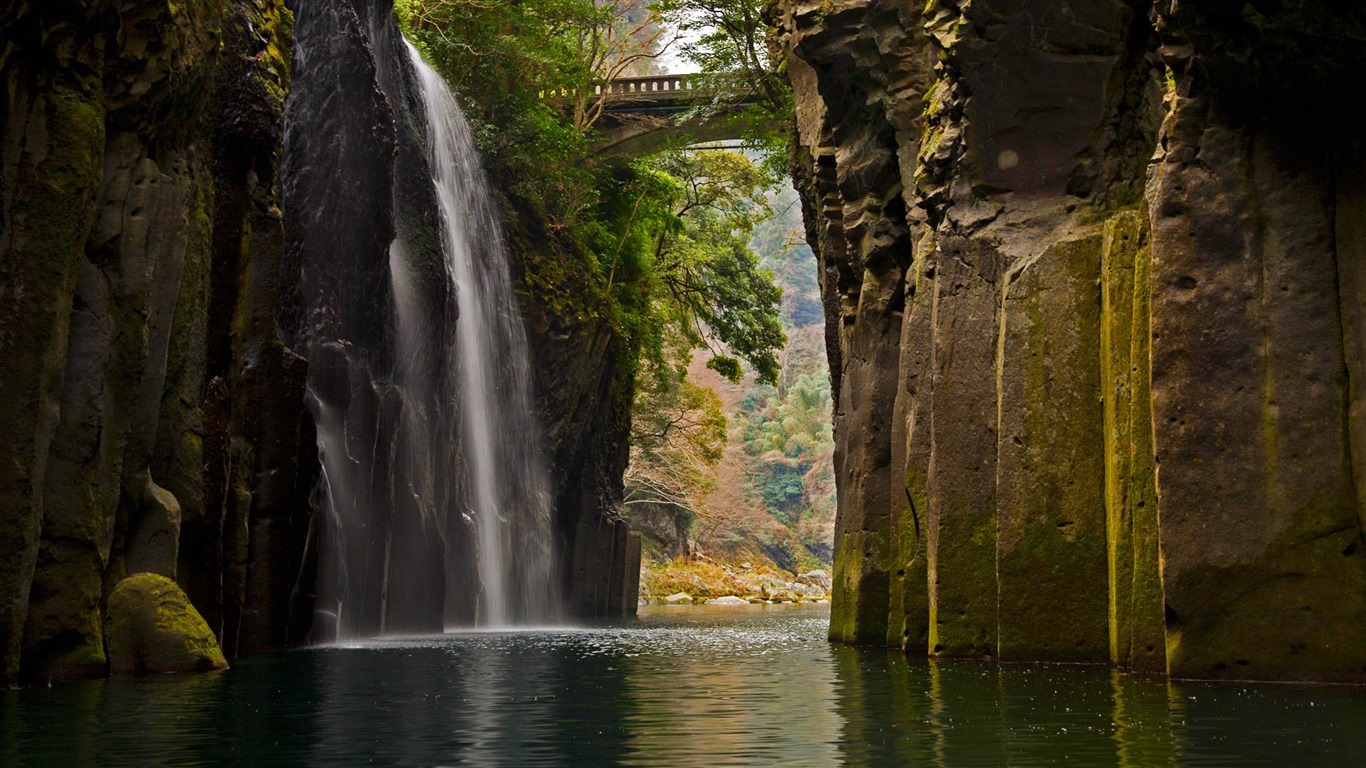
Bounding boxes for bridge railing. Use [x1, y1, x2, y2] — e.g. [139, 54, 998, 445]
[539, 74, 712, 105]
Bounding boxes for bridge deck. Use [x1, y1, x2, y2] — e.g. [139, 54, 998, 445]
[537, 74, 768, 156]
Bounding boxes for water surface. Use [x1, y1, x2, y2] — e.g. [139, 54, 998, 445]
[3, 604, 1362, 766]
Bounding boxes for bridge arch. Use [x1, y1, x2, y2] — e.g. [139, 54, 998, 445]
[542, 74, 769, 157]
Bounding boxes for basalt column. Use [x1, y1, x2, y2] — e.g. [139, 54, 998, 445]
[778, 0, 1158, 664]
[783, 0, 923, 647]
[1145, 0, 1366, 682]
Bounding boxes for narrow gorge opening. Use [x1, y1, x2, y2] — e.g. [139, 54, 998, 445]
[621, 174, 838, 606]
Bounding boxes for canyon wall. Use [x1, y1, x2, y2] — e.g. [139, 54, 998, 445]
[776, 0, 1366, 681]
[0, 0, 312, 682]
[505, 211, 642, 620]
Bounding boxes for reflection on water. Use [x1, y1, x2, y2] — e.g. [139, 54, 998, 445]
[2, 604, 1362, 766]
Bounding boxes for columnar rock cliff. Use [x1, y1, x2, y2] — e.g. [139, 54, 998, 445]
[776, 0, 1366, 682]
[0, 0, 311, 682]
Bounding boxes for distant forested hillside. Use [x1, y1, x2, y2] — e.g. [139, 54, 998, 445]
[627, 183, 835, 573]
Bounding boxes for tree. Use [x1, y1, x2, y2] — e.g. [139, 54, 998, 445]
[401, 0, 676, 134]
[656, 0, 795, 171]
[563, 1, 676, 133]
[626, 147, 786, 385]
[624, 364, 727, 557]
[658, 0, 785, 105]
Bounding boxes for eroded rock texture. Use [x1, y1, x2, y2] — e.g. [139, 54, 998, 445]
[776, 0, 1366, 681]
[0, 0, 313, 682]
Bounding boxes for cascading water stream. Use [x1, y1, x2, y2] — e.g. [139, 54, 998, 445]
[404, 42, 558, 627]
[298, 14, 558, 639]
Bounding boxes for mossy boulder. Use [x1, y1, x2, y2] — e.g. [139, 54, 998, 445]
[105, 573, 227, 675]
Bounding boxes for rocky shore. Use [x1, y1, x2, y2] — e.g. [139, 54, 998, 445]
[640, 558, 832, 605]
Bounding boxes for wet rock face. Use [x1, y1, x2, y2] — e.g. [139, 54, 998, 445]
[0, 0, 313, 682]
[777, 0, 1366, 681]
[507, 216, 641, 620]
[285, 0, 475, 636]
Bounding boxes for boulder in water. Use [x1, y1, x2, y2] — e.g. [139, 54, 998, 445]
[706, 596, 749, 605]
[797, 570, 833, 593]
[106, 573, 228, 675]
[664, 592, 693, 604]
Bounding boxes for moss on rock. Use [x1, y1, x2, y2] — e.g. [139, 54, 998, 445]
[105, 572, 227, 675]
[996, 234, 1109, 662]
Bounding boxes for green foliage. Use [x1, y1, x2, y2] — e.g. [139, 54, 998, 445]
[625, 156, 833, 567]
[756, 463, 805, 520]
[744, 373, 832, 458]
[656, 0, 795, 172]
[750, 184, 823, 326]
[640, 149, 786, 384]
[632, 367, 728, 464]
[400, 0, 786, 389]
[740, 370, 833, 523]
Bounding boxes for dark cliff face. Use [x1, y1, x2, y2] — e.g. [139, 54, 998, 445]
[283, 0, 459, 636]
[503, 207, 641, 620]
[0, 0, 313, 681]
[777, 0, 1366, 682]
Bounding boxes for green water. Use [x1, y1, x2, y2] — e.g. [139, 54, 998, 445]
[2, 604, 1361, 766]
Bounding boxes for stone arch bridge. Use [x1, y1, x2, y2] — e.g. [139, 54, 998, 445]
[543, 74, 766, 156]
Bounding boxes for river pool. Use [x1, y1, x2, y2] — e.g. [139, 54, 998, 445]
[2, 604, 1362, 766]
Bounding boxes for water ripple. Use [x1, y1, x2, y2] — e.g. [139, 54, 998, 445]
[3, 604, 1362, 767]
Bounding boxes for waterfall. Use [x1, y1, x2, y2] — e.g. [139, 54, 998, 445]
[404, 42, 558, 627]
[295, 8, 558, 639]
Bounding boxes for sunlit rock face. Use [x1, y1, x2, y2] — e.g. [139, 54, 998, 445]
[0, 0, 312, 682]
[775, 0, 1366, 682]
